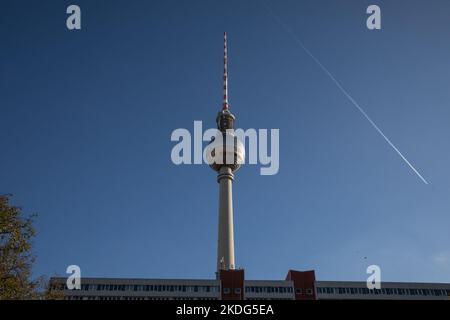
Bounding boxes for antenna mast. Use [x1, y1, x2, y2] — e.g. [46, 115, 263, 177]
[222, 32, 229, 110]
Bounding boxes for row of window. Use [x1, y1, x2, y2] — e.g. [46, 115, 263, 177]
[223, 288, 240, 295]
[296, 288, 314, 295]
[60, 284, 295, 295]
[317, 287, 450, 297]
[62, 283, 450, 297]
[67, 296, 218, 301]
[245, 286, 294, 294]
[60, 284, 306, 295]
[59, 283, 220, 293]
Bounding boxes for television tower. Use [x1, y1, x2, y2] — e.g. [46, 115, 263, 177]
[205, 33, 245, 275]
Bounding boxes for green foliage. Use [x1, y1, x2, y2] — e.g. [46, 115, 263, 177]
[0, 194, 63, 300]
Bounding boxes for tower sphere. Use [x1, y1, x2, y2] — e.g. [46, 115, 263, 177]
[205, 130, 245, 173]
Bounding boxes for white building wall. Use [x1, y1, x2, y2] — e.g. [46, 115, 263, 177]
[316, 281, 450, 300]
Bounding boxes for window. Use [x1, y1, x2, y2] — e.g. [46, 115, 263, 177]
[306, 289, 313, 295]
[296, 289, 302, 295]
[235, 288, 241, 294]
[223, 288, 230, 294]
[433, 289, 442, 296]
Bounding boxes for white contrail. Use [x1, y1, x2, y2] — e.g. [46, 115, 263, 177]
[263, 2, 429, 185]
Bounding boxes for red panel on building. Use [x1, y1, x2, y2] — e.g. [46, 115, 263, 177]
[219, 269, 245, 300]
[286, 270, 316, 300]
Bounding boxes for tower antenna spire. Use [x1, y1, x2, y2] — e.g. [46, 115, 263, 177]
[222, 32, 229, 110]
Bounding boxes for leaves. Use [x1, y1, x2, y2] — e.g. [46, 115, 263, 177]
[0, 195, 41, 299]
[0, 195, 64, 300]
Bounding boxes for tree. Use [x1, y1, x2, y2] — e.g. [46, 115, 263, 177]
[39, 275, 65, 300]
[0, 194, 48, 299]
[0, 194, 38, 299]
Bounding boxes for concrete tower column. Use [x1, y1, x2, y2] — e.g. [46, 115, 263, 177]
[205, 33, 245, 277]
[217, 166, 235, 271]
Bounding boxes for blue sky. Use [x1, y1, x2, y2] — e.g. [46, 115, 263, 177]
[1, 0, 450, 283]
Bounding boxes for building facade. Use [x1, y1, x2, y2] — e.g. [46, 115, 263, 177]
[51, 269, 450, 300]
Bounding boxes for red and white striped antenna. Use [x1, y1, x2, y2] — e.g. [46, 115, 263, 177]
[222, 32, 229, 110]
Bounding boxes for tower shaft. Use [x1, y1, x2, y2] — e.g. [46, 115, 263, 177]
[217, 166, 235, 272]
